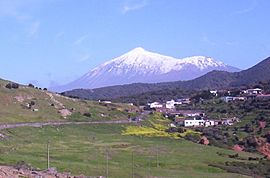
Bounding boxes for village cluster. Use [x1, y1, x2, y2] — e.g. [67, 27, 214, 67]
[145, 88, 268, 128]
[220, 88, 270, 102]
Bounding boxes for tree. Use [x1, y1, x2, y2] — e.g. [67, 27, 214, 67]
[5, 83, 12, 89]
[12, 83, 19, 89]
[28, 83, 35, 88]
[5, 82, 19, 89]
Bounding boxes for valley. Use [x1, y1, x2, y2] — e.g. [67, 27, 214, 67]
[0, 77, 269, 177]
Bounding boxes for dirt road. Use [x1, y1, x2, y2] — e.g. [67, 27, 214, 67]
[0, 120, 133, 130]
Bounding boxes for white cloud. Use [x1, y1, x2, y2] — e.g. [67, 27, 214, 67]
[121, 0, 148, 14]
[73, 35, 88, 46]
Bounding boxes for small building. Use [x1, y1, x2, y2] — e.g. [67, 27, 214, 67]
[210, 90, 218, 96]
[149, 102, 163, 109]
[166, 100, 176, 109]
[178, 98, 191, 104]
[99, 100, 112, 104]
[165, 100, 182, 109]
[169, 123, 176, 128]
[177, 110, 205, 117]
[233, 96, 247, 101]
[204, 120, 215, 127]
[184, 117, 205, 127]
[242, 88, 262, 95]
[222, 96, 234, 102]
[174, 118, 186, 126]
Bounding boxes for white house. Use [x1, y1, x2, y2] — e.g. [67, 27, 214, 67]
[204, 120, 215, 127]
[247, 88, 262, 95]
[166, 100, 175, 109]
[233, 97, 247, 101]
[165, 100, 182, 109]
[184, 117, 205, 127]
[210, 90, 218, 96]
[242, 88, 262, 95]
[177, 110, 205, 117]
[149, 102, 163, 109]
[178, 98, 191, 104]
[222, 96, 247, 102]
[99, 100, 112, 104]
[222, 96, 234, 102]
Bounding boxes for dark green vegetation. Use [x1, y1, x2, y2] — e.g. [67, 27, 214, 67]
[163, 96, 270, 177]
[211, 159, 270, 178]
[62, 56, 270, 102]
[0, 124, 258, 178]
[174, 96, 270, 149]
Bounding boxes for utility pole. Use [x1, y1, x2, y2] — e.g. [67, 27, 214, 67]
[132, 151, 134, 178]
[156, 145, 159, 168]
[148, 156, 151, 178]
[106, 148, 109, 178]
[47, 140, 50, 169]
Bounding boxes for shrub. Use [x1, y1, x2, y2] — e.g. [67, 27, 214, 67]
[184, 133, 201, 143]
[83, 112, 92, 117]
[12, 83, 19, 89]
[5, 83, 12, 89]
[28, 83, 35, 88]
[5, 82, 19, 89]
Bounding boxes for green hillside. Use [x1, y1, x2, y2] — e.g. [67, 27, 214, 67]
[0, 79, 137, 123]
[0, 79, 267, 177]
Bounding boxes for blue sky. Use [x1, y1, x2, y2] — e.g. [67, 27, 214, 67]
[0, 0, 269, 87]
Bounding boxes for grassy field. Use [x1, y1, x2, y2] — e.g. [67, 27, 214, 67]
[0, 123, 259, 178]
[0, 79, 137, 123]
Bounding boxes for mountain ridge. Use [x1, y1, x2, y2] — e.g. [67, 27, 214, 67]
[61, 56, 270, 101]
[51, 47, 239, 92]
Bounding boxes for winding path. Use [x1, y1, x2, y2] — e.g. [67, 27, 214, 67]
[0, 120, 133, 130]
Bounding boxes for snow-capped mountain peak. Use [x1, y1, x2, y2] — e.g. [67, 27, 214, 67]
[51, 47, 240, 92]
[107, 47, 178, 74]
[179, 56, 226, 70]
[126, 47, 146, 54]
